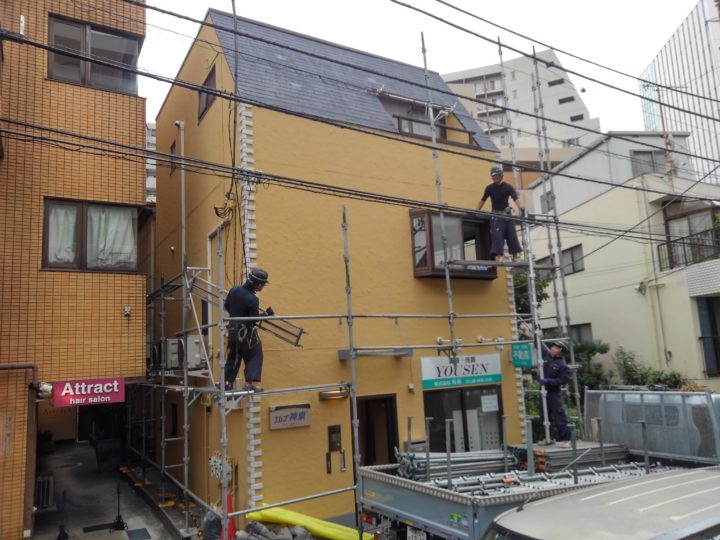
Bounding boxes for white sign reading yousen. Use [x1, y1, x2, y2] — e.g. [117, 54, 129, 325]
[421, 354, 502, 389]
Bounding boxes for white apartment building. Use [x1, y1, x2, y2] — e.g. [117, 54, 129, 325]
[530, 173, 720, 391]
[640, 0, 720, 184]
[443, 49, 601, 161]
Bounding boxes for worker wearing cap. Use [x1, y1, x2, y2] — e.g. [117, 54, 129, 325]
[223, 268, 271, 392]
[478, 166, 525, 260]
[540, 341, 572, 442]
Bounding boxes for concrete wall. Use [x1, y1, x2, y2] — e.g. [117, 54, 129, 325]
[532, 174, 720, 391]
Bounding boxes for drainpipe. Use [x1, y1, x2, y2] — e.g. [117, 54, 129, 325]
[640, 176, 670, 367]
[1, 364, 38, 537]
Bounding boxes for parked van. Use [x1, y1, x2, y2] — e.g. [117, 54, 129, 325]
[483, 467, 720, 540]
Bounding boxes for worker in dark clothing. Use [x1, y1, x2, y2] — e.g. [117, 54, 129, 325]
[223, 268, 271, 392]
[539, 341, 572, 442]
[478, 166, 525, 260]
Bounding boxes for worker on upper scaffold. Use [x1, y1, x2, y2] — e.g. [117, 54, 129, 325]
[477, 166, 525, 261]
[223, 268, 273, 393]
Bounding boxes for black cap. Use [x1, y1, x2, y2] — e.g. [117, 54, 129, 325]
[248, 268, 269, 285]
[549, 341, 567, 352]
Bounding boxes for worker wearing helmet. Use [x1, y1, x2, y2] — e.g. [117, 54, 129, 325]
[539, 340, 572, 442]
[478, 166, 525, 260]
[223, 268, 271, 392]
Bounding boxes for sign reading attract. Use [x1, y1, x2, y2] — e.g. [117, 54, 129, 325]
[421, 354, 501, 389]
[53, 378, 125, 408]
[511, 342, 535, 368]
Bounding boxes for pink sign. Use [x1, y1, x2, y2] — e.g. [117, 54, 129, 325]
[53, 378, 125, 408]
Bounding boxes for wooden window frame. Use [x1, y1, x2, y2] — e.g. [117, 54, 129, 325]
[410, 209, 496, 280]
[42, 198, 139, 272]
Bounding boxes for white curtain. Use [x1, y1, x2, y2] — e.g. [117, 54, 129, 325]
[86, 205, 137, 270]
[48, 203, 78, 264]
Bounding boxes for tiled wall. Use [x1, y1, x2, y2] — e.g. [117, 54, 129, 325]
[0, 1, 146, 537]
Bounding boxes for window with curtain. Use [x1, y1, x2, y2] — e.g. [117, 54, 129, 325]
[43, 199, 137, 272]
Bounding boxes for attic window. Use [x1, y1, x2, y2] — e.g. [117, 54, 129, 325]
[548, 78, 564, 87]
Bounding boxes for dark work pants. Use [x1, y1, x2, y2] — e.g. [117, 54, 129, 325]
[543, 391, 572, 441]
[490, 215, 522, 256]
[224, 326, 263, 385]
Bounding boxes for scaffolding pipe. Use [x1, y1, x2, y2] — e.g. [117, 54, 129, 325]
[216, 223, 230, 531]
[227, 312, 529, 322]
[532, 51, 584, 430]
[132, 381, 347, 396]
[524, 220, 551, 443]
[128, 445, 218, 517]
[228, 486, 357, 518]
[341, 207, 364, 539]
[421, 32, 458, 362]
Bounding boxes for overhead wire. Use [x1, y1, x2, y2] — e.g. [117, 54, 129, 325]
[111, 0, 720, 173]
[4, 6, 720, 271]
[431, 0, 719, 105]
[3, 117, 718, 254]
[389, 0, 720, 124]
[8, 25, 720, 208]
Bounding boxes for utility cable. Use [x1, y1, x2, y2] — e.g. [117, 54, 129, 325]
[390, 0, 720, 125]
[3, 120, 717, 252]
[432, 0, 720, 105]
[107, 1, 720, 169]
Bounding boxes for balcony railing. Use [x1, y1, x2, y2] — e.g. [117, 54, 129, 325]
[657, 226, 720, 270]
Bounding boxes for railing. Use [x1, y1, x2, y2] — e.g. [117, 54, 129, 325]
[657, 226, 720, 270]
[584, 389, 720, 464]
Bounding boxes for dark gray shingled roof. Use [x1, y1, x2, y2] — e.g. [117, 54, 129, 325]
[208, 9, 498, 152]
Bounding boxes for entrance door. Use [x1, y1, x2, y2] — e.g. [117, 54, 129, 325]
[357, 395, 398, 466]
[424, 386, 502, 452]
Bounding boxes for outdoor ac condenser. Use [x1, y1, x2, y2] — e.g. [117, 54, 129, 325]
[163, 336, 205, 370]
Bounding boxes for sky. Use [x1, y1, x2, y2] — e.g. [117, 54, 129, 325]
[139, 0, 701, 132]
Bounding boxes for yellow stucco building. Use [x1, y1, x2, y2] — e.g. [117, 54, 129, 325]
[151, 10, 526, 524]
[0, 1, 146, 537]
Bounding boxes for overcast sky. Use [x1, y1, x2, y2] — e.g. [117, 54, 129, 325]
[140, 0, 700, 132]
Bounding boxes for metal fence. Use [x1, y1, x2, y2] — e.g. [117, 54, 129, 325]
[657, 227, 720, 270]
[584, 389, 720, 464]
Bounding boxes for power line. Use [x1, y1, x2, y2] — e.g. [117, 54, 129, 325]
[110, 0, 720, 170]
[432, 0, 720, 106]
[390, 0, 720, 125]
[3, 117, 717, 253]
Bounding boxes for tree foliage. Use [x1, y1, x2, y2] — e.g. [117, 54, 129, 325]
[613, 347, 689, 388]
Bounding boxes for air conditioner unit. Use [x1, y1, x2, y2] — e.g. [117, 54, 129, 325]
[162, 337, 205, 370]
[185, 335, 205, 370]
[165, 338, 180, 370]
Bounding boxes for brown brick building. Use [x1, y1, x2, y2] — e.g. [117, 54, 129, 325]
[0, 1, 146, 537]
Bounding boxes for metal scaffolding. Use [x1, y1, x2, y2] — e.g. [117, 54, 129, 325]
[129, 204, 556, 536]
[126, 40, 578, 533]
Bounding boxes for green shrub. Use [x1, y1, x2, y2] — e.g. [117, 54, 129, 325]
[613, 347, 688, 388]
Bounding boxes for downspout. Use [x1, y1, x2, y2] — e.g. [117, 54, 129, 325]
[1, 364, 38, 537]
[640, 176, 671, 367]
